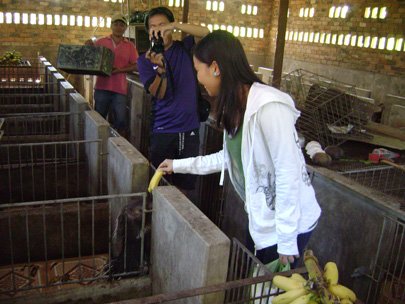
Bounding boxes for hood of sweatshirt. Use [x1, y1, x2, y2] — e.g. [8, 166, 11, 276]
[244, 82, 301, 124]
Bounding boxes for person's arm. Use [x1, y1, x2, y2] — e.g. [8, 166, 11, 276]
[259, 102, 302, 261]
[161, 22, 209, 42]
[112, 63, 137, 74]
[158, 150, 224, 175]
[173, 22, 210, 38]
[143, 51, 167, 99]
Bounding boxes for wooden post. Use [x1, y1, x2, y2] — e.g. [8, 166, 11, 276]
[272, 0, 289, 89]
[181, 0, 190, 40]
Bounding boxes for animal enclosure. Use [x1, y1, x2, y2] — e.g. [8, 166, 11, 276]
[0, 112, 83, 143]
[0, 193, 151, 300]
[0, 140, 103, 204]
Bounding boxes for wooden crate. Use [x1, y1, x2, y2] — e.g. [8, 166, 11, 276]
[56, 45, 114, 76]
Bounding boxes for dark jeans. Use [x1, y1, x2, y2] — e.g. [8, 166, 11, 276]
[247, 230, 313, 269]
[94, 89, 128, 130]
[150, 129, 200, 190]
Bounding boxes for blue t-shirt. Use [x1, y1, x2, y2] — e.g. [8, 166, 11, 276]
[137, 35, 200, 133]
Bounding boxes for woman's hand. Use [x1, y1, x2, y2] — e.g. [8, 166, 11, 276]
[158, 159, 174, 174]
[279, 254, 300, 265]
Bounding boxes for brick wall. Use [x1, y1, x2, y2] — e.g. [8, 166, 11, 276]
[269, 0, 404, 77]
[0, 0, 161, 64]
[0, 0, 273, 69]
[186, 0, 273, 69]
[0, 0, 403, 78]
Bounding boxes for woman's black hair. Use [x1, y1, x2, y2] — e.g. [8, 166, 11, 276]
[144, 7, 175, 31]
[194, 30, 263, 135]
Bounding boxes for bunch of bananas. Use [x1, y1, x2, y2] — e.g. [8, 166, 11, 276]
[0, 50, 22, 65]
[271, 274, 312, 304]
[271, 259, 357, 303]
[323, 262, 357, 303]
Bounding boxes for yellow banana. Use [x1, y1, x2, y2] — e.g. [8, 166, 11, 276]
[328, 284, 356, 302]
[291, 273, 307, 283]
[148, 170, 163, 192]
[273, 275, 304, 291]
[323, 262, 339, 286]
[340, 299, 353, 304]
[289, 293, 312, 304]
[272, 288, 308, 304]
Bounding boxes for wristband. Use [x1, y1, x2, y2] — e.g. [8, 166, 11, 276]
[158, 72, 167, 79]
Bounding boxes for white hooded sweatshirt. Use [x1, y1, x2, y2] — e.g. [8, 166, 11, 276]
[173, 82, 321, 255]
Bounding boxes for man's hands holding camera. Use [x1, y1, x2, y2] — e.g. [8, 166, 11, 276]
[150, 31, 164, 54]
[146, 22, 177, 74]
[146, 30, 167, 73]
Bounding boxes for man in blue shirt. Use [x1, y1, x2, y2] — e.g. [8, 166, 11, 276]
[137, 7, 209, 193]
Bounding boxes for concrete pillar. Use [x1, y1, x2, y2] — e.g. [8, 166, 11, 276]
[151, 186, 230, 304]
[41, 61, 53, 92]
[69, 93, 90, 141]
[69, 92, 90, 113]
[127, 79, 147, 151]
[107, 136, 149, 219]
[84, 110, 110, 195]
[59, 81, 75, 113]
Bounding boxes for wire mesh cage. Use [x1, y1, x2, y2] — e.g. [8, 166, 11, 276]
[0, 193, 151, 300]
[367, 215, 405, 304]
[339, 165, 405, 208]
[282, 69, 372, 147]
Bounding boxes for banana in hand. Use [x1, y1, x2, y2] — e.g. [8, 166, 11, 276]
[148, 170, 163, 192]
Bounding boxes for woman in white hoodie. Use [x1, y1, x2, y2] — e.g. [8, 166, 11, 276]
[158, 30, 321, 267]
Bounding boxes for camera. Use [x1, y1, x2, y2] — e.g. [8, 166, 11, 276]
[150, 31, 164, 54]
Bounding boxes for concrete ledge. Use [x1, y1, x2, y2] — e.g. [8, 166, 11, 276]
[152, 186, 230, 304]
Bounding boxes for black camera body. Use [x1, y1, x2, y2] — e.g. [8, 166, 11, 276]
[150, 31, 164, 54]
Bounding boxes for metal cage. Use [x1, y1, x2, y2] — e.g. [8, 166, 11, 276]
[0, 193, 151, 300]
[116, 238, 306, 304]
[0, 112, 83, 143]
[340, 166, 405, 208]
[282, 69, 371, 147]
[0, 140, 103, 204]
[367, 215, 405, 304]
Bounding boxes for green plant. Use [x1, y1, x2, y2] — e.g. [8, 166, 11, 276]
[0, 50, 22, 65]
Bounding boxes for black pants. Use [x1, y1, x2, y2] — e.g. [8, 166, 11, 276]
[150, 129, 200, 190]
[247, 230, 313, 268]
